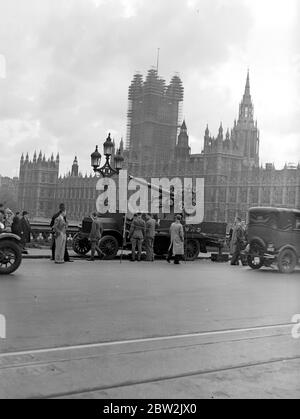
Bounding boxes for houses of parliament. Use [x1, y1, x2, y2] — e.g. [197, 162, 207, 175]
[17, 69, 300, 222]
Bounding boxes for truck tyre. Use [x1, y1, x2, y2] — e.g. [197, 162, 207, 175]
[277, 249, 297, 274]
[72, 234, 91, 256]
[0, 240, 22, 275]
[99, 235, 119, 260]
[185, 239, 200, 261]
[247, 241, 264, 270]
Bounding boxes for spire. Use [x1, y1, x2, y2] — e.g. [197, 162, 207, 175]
[181, 120, 187, 132]
[242, 69, 252, 105]
[205, 124, 210, 137]
[20, 153, 24, 164]
[238, 70, 254, 122]
[33, 151, 37, 163]
[218, 122, 223, 139]
[226, 129, 230, 140]
[120, 138, 124, 153]
[245, 69, 250, 96]
[71, 156, 79, 177]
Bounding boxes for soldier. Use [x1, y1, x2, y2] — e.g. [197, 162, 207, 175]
[87, 212, 105, 262]
[129, 213, 145, 262]
[145, 214, 156, 262]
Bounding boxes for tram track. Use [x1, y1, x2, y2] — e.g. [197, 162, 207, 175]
[43, 354, 300, 399]
[0, 321, 298, 399]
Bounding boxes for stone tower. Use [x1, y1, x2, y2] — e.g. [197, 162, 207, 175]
[232, 71, 260, 168]
[175, 120, 190, 160]
[18, 152, 59, 218]
[126, 68, 184, 165]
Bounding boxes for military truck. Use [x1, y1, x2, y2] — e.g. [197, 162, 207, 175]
[72, 213, 227, 261]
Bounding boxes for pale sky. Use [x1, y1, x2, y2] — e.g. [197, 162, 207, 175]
[0, 0, 299, 178]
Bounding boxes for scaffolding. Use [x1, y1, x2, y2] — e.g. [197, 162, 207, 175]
[126, 68, 184, 163]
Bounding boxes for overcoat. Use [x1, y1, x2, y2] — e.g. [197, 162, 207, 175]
[169, 222, 184, 256]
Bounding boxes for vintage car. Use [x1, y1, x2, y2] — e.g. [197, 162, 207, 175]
[72, 213, 227, 261]
[0, 233, 23, 275]
[247, 207, 300, 273]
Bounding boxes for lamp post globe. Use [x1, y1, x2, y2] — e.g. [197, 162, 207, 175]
[114, 149, 124, 171]
[103, 133, 114, 157]
[91, 146, 101, 169]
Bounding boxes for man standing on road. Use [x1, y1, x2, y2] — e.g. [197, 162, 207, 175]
[87, 212, 105, 262]
[20, 211, 32, 255]
[129, 213, 145, 262]
[167, 214, 185, 265]
[230, 217, 245, 266]
[145, 214, 156, 262]
[50, 203, 73, 262]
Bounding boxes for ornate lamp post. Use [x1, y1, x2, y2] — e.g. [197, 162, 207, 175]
[91, 133, 124, 177]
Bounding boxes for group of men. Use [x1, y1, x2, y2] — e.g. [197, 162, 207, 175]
[0, 204, 32, 253]
[86, 211, 185, 264]
[129, 213, 185, 264]
[128, 213, 157, 262]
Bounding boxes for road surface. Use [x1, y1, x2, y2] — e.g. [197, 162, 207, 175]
[0, 259, 299, 398]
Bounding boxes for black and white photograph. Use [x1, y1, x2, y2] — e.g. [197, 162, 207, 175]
[0, 0, 299, 403]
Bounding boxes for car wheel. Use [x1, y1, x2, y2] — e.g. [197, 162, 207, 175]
[0, 240, 22, 275]
[99, 235, 119, 260]
[277, 249, 297, 274]
[72, 234, 91, 256]
[185, 239, 200, 261]
[247, 242, 264, 270]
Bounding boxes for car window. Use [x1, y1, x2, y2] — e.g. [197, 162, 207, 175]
[295, 217, 300, 230]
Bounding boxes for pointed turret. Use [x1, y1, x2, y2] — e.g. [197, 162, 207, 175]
[176, 120, 190, 159]
[238, 70, 254, 122]
[71, 156, 79, 177]
[205, 124, 210, 137]
[226, 129, 230, 141]
[244, 69, 250, 98]
[218, 122, 223, 140]
[33, 151, 37, 163]
[20, 153, 24, 164]
[119, 138, 124, 153]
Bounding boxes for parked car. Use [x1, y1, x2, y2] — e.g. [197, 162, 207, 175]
[0, 233, 22, 275]
[247, 207, 300, 273]
[72, 213, 227, 261]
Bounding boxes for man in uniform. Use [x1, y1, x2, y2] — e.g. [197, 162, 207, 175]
[129, 213, 145, 262]
[145, 214, 156, 262]
[87, 212, 104, 261]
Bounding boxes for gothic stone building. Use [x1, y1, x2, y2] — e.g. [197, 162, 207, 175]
[18, 71, 300, 222]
